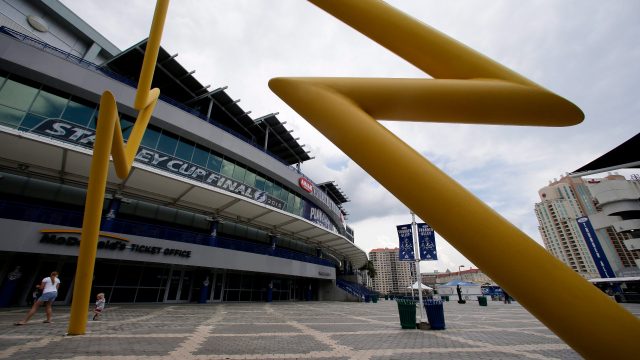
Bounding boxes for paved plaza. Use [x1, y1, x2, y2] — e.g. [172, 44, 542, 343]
[1, 299, 638, 359]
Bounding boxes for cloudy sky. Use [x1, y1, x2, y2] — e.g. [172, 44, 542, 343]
[60, 0, 640, 273]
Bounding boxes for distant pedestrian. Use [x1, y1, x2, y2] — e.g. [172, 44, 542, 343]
[503, 290, 511, 304]
[15, 271, 60, 325]
[93, 292, 106, 320]
[456, 284, 463, 302]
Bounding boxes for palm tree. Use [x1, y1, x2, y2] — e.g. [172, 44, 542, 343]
[359, 260, 377, 279]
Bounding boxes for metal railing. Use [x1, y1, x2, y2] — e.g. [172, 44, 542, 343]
[336, 278, 376, 298]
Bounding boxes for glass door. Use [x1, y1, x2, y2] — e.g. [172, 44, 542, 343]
[179, 270, 192, 301]
[164, 268, 182, 302]
[211, 271, 224, 302]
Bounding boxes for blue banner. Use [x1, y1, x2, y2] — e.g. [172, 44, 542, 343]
[417, 223, 437, 260]
[576, 217, 615, 278]
[396, 224, 414, 261]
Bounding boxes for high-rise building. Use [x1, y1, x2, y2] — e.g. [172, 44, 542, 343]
[369, 248, 414, 294]
[587, 175, 640, 271]
[535, 174, 640, 279]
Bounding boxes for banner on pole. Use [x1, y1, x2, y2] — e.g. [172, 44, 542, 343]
[396, 224, 414, 261]
[417, 223, 437, 260]
[576, 216, 615, 278]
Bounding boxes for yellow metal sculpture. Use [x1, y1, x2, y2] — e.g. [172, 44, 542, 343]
[270, 0, 639, 358]
[67, 0, 169, 335]
[65, 0, 638, 355]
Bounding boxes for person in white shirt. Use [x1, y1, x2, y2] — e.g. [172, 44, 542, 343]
[15, 271, 60, 325]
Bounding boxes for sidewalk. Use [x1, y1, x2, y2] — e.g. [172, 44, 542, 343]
[1, 300, 638, 359]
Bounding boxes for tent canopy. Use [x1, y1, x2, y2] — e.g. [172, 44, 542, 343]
[407, 281, 433, 290]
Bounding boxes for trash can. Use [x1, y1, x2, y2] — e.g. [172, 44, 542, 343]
[372, 294, 378, 303]
[384, 295, 389, 301]
[396, 299, 417, 329]
[477, 296, 488, 306]
[442, 295, 449, 302]
[424, 299, 445, 330]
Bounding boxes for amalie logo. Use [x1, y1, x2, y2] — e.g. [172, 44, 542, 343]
[299, 177, 313, 193]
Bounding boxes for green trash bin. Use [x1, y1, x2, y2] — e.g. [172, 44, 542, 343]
[384, 295, 389, 300]
[372, 295, 378, 303]
[396, 299, 417, 329]
[478, 296, 487, 306]
[442, 295, 449, 302]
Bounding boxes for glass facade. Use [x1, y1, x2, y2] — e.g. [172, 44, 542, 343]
[0, 71, 334, 227]
[0, 251, 317, 305]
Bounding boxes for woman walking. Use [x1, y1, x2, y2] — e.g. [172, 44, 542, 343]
[15, 271, 60, 325]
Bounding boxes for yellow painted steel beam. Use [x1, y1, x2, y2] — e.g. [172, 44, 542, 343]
[67, 0, 169, 336]
[269, 0, 640, 358]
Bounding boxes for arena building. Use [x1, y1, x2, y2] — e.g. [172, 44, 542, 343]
[0, 0, 367, 306]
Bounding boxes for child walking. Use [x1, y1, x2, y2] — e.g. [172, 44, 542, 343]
[93, 293, 106, 320]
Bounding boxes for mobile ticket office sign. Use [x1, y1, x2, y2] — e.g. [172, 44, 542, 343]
[576, 217, 615, 278]
[397, 224, 415, 261]
[417, 223, 437, 260]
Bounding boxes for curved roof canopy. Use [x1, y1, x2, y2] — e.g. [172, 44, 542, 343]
[102, 39, 311, 165]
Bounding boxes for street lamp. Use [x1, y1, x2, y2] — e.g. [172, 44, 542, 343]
[458, 265, 465, 280]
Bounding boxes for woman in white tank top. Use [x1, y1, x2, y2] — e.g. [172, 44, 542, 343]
[14, 271, 60, 325]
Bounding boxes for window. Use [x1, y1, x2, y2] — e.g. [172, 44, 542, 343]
[231, 164, 246, 182]
[0, 78, 38, 111]
[19, 113, 46, 131]
[175, 209, 195, 227]
[287, 193, 295, 211]
[192, 145, 209, 167]
[156, 131, 179, 155]
[141, 125, 161, 149]
[62, 96, 96, 127]
[220, 159, 235, 177]
[156, 206, 177, 223]
[272, 183, 282, 199]
[206, 153, 222, 172]
[0, 104, 25, 128]
[120, 117, 135, 141]
[30, 87, 68, 118]
[175, 138, 195, 161]
[244, 170, 256, 187]
[254, 175, 265, 190]
[134, 201, 157, 219]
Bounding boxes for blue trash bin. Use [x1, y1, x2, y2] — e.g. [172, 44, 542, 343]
[424, 299, 445, 330]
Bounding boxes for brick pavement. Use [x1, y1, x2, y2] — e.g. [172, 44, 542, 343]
[1, 299, 638, 359]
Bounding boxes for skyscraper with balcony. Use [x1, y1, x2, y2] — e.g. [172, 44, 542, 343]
[369, 248, 414, 294]
[535, 174, 640, 279]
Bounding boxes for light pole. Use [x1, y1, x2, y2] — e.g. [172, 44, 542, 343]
[458, 265, 465, 280]
[411, 212, 427, 328]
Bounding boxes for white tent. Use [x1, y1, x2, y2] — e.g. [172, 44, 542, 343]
[436, 281, 482, 297]
[407, 281, 433, 290]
